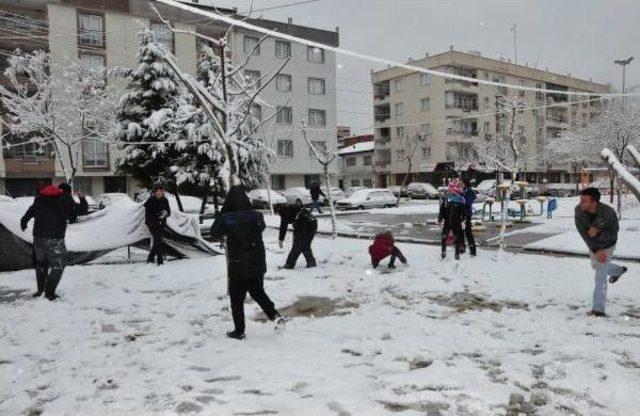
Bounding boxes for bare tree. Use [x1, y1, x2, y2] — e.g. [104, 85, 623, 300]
[395, 132, 420, 207]
[301, 121, 338, 239]
[602, 146, 640, 203]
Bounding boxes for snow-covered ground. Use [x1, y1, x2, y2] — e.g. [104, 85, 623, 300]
[1, 231, 639, 415]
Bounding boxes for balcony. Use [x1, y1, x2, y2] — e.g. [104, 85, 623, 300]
[445, 91, 478, 113]
[3, 157, 55, 177]
[0, 10, 48, 55]
[373, 81, 390, 102]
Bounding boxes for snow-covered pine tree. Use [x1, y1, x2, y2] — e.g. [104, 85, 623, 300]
[114, 29, 183, 190]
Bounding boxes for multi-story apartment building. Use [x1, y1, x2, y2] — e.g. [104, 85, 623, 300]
[337, 134, 374, 188]
[371, 49, 610, 187]
[0, 0, 338, 197]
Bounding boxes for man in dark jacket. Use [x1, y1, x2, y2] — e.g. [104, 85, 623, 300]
[277, 201, 318, 269]
[575, 188, 627, 317]
[438, 180, 466, 260]
[20, 185, 72, 300]
[309, 181, 325, 214]
[58, 183, 89, 224]
[210, 185, 284, 340]
[144, 185, 171, 265]
[460, 178, 477, 256]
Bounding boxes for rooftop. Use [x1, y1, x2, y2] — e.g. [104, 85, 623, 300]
[338, 141, 375, 156]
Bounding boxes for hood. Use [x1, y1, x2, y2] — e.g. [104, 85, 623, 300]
[58, 183, 72, 195]
[221, 185, 253, 213]
[40, 185, 63, 198]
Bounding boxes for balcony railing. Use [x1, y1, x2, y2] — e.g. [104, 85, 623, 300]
[0, 11, 48, 36]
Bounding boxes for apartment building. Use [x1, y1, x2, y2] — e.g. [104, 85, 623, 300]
[336, 134, 374, 188]
[371, 49, 610, 187]
[0, 0, 339, 196]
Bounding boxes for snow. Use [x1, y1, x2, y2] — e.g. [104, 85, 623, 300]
[337, 141, 375, 155]
[1, 230, 639, 415]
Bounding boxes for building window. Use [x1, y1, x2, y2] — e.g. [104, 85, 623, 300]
[277, 140, 293, 157]
[363, 179, 372, 188]
[151, 23, 173, 53]
[83, 139, 108, 168]
[79, 13, 104, 47]
[419, 123, 432, 136]
[394, 103, 404, 120]
[276, 106, 292, 124]
[518, 80, 527, 97]
[275, 40, 290, 59]
[351, 179, 360, 187]
[393, 78, 404, 92]
[309, 141, 325, 158]
[271, 175, 286, 190]
[363, 155, 372, 165]
[276, 74, 292, 92]
[307, 46, 324, 63]
[79, 53, 105, 80]
[308, 109, 326, 127]
[396, 149, 405, 161]
[422, 146, 431, 159]
[251, 104, 262, 122]
[308, 77, 325, 95]
[420, 97, 431, 111]
[395, 126, 405, 138]
[346, 157, 356, 166]
[420, 73, 432, 86]
[244, 70, 261, 87]
[243, 36, 260, 55]
[483, 97, 490, 108]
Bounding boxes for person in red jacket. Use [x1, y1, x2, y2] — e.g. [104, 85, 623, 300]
[368, 231, 407, 269]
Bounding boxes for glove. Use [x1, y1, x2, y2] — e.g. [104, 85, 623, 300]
[20, 223, 27, 232]
[158, 210, 168, 220]
[278, 240, 284, 249]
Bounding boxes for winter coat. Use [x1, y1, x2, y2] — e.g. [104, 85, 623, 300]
[309, 184, 325, 201]
[144, 196, 171, 232]
[575, 203, 619, 253]
[58, 185, 88, 224]
[278, 204, 318, 241]
[369, 232, 395, 263]
[462, 187, 476, 219]
[210, 186, 267, 280]
[438, 194, 466, 225]
[20, 185, 71, 239]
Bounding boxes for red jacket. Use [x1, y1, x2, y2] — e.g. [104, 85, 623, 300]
[369, 233, 394, 263]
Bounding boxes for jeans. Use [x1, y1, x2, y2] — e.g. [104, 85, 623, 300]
[229, 275, 278, 334]
[33, 237, 67, 297]
[285, 229, 317, 268]
[589, 245, 624, 313]
[311, 200, 323, 214]
[462, 216, 476, 255]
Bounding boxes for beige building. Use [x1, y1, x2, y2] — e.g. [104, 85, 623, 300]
[371, 49, 610, 187]
[0, 0, 338, 196]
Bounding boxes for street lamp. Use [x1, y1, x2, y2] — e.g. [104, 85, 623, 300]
[614, 56, 634, 101]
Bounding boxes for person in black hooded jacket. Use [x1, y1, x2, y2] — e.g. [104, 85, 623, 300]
[277, 201, 318, 269]
[144, 185, 171, 265]
[210, 185, 284, 340]
[57, 183, 88, 224]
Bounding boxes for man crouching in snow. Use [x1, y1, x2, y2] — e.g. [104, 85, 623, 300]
[210, 185, 285, 340]
[574, 187, 627, 317]
[369, 231, 407, 269]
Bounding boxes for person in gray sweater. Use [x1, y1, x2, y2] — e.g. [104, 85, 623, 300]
[574, 188, 627, 317]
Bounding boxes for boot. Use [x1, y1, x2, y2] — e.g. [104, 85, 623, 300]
[470, 245, 477, 257]
[226, 330, 245, 340]
[441, 238, 447, 259]
[44, 270, 63, 300]
[33, 271, 46, 297]
[454, 244, 461, 260]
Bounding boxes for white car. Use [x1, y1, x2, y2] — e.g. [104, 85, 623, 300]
[336, 189, 397, 210]
[95, 193, 132, 209]
[280, 187, 313, 206]
[344, 186, 366, 197]
[407, 182, 440, 199]
[248, 189, 287, 210]
[320, 187, 347, 205]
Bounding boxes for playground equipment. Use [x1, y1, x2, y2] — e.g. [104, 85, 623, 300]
[480, 181, 550, 224]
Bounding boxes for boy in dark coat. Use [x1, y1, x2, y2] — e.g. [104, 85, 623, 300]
[277, 201, 318, 269]
[144, 185, 171, 265]
[210, 185, 284, 340]
[369, 231, 407, 269]
[460, 178, 477, 256]
[309, 181, 325, 214]
[438, 179, 466, 260]
[20, 185, 72, 300]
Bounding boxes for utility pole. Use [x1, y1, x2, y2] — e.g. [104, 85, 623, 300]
[510, 24, 517, 64]
[614, 56, 634, 103]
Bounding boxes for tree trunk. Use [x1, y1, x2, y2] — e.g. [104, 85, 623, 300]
[174, 182, 185, 212]
[266, 171, 275, 216]
[324, 164, 337, 239]
[498, 172, 509, 252]
[396, 159, 412, 208]
[213, 188, 219, 213]
[199, 186, 208, 224]
[609, 168, 615, 203]
[616, 177, 622, 220]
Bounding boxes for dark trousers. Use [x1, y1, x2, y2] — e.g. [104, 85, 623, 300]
[462, 217, 476, 255]
[285, 229, 317, 268]
[229, 276, 278, 334]
[33, 237, 66, 297]
[311, 199, 323, 214]
[148, 228, 165, 265]
[372, 246, 407, 268]
[441, 220, 464, 256]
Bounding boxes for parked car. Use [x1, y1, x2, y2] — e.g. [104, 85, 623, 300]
[407, 182, 440, 199]
[336, 189, 396, 210]
[95, 193, 132, 209]
[476, 179, 539, 199]
[344, 186, 366, 197]
[280, 187, 313, 206]
[388, 185, 410, 197]
[248, 189, 287, 210]
[320, 187, 347, 205]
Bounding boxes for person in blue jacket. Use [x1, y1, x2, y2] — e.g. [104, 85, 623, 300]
[461, 178, 477, 256]
[547, 197, 557, 219]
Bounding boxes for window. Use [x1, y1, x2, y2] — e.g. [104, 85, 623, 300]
[243, 36, 260, 55]
[419, 123, 432, 136]
[393, 78, 404, 92]
[244, 70, 261, 87]
[309, 141, 325, 158]
[307, 46, 324, 63]
[346, 157, 356, 167]
[271, 175, 286, 190]
[484, 97, 490, 108]
[394, 103, 404, 120]
[80, 53, 105, 80]
[151, 23, 173, 52]
[351, 179, 360, 187]
[420, 73, 432, 86]
[277, 140, 293, 157]
[83, 139, 108, 168]
[275, 40, 290, 59]
[420, 97, 431, 111]
[396, 149, 405, 161]
[422, 146, 432, 159]
[518, 80, 527, 97]
[251, 104, 262, 122]
[363, 179, 372, 188]
[363, 155, 372, 166]
[276, 74, 292, 92]
[276, 106, 292, 124]
[395, 126, 405, 138]
[79, 13, 103, 47]
[308, 109, 326, 127]
[308, 77, 325, 95]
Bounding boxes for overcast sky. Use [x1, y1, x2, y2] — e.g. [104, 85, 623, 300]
[198, 0, 640, 135]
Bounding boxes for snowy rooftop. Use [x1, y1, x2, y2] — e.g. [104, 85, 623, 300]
[337, 141, 375, 155]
